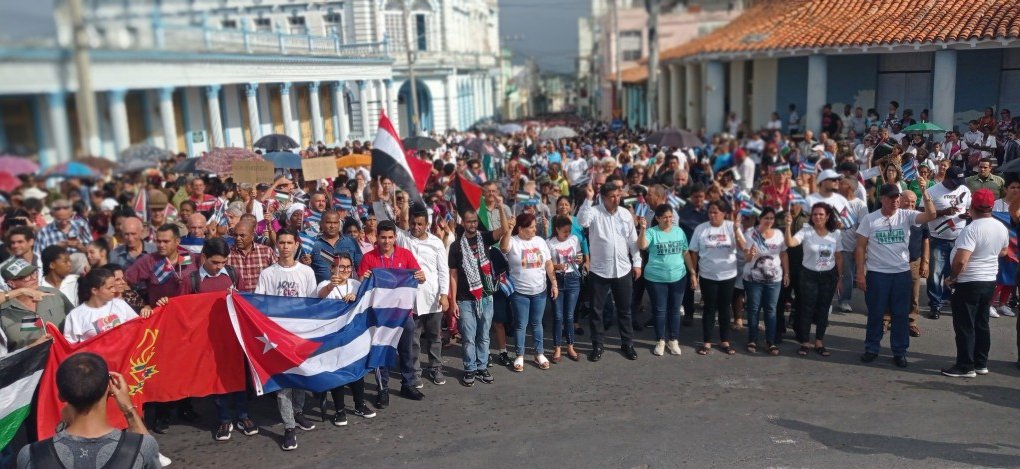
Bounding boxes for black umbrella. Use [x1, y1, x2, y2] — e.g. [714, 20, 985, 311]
[403, 136, 441, 151]
[645, 128, 703, 148]
[171, 158, 208, 174]
[998, 158, 1020, 174]
[253, 134, 299, 152]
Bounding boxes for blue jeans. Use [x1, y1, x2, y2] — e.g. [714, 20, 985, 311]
[927, 237, 954, 311]
[511, 291, 546, 356]
[553, 272, 581, 345]
[865, 270, 912, 356]
[215, 391, 249, 424]
[646, 276, 687, 341]
[457, 296, 493, 372]
[839, 251, 855, 304]
[744, 280, 781, 344]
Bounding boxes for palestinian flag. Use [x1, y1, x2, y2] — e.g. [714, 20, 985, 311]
[371, 112, 430, 205]
[0, 342, 50, 448]
[452, 174, 489, 228]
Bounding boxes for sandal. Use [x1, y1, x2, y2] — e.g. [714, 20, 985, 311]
[797, 346, 810, 356]
[535, 355, 550, 370]
[746, 343, 758, 353]
[696, 345, 712, 355]
[551, 347, 562, 364]
[719, 345, 737, 355]
[767, 345, 780, 356]
[566, 346, 580, 362]
[513, 356, 524, 372]
[815, 346, 831, 357]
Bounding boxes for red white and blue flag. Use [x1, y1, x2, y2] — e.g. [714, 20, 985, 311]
[371, 112, 431, 205]
[225, 269, 417, 395]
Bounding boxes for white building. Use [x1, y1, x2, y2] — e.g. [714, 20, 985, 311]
[384, 0, 500, 137]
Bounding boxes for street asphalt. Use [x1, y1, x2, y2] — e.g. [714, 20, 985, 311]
[155, 293, 1020, 469]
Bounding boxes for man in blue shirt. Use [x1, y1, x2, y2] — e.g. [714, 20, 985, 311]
[308, 210, 363, 283]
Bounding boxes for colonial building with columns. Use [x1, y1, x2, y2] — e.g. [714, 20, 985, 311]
[383, 0, 501, 136]
[0, 0, 401, 168]
[621, 0, 1020, 136]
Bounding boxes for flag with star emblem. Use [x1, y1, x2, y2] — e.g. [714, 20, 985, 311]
[226, 269, 417, 395]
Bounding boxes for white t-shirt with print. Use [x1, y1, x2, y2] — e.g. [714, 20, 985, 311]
[63, 298, 139, 343]
[856, 209, 921, 273]
[794, 227, 842, 272]
[952, 218, 1008, 283]
[742, 228, 787, 283]
[925, 183, 970, 240]
[316, 278, 362, 300]
[505, 236, 552, 295]
[255, 263, 317, 297]
[689, 221, 738, 281]
[546, 235, 582, 274]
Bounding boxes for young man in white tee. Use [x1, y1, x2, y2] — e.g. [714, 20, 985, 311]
[924, 166, 971, 319]
[855, 182, 937, 368]
[941, 189, 1008, 378]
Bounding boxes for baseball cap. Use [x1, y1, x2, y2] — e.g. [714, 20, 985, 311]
[1, 258, 37, 281]
[878, 183, 902, 199]
[944, 166, 966, 186]
[817, 169, 844, 183]
[972, 188, 995, 211]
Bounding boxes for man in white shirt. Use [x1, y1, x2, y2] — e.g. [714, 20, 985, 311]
[577, 183, 642, 362]
[835, 170, 869, 313]
[807, 170, 850, 227]
[940, 189, 1008, 378]
[924, 166, 971, 319]
[564, 147, 589, 185]
[855, 183, 937, 368]
[396, 204, 451, 387]
[734, 150, 755, 192]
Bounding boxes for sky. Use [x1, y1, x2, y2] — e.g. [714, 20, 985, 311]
[498, 0, 590, 75]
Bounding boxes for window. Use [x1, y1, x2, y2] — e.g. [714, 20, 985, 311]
[323, 12, 343, 42]
[253, 17, 272, 32]
[221, 19, 238, 29]
[288, 16, 307, 35]
[620, 30, 642, 61]
[385, 12, 405, 51]
[415, 14, 427, 51]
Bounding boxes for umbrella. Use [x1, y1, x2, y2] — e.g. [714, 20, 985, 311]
[0, 171, 22, 192]
[336, 154, 371, 169]
[254, 134, 299, 152]
[403, 136, 441, 151]
[264, 151, 302, 169]
[997, 158, 1020, 174]
[42, 161, 99, 179]
[538, 126, 577, 140]
[461, 138, 496, 156]
[120, 144, 173, 163]
[196, 147, 263, 174]
[644, 128, 704, 148]
[171, 158, 208, 174]
[901, 122, 946, 133]
[74, 156, 117, 171]
[115, 158, 159, 174]
[497, 123, 524, 135]
[0, 156, 39, 176]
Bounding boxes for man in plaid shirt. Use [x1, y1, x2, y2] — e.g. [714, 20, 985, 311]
[35, 199, 92, 256]
[227, 220, 277, 293]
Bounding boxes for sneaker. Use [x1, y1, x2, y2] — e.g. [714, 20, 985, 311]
[413, 379, 424, 389]
[998, 305, 1016, 317]
[351, 403, 376, 419]
[941, 366, 977, 378]
[427, 368, 447, 385]
[495, 351, 513, 367]
[839, 302, 852, 313]
[294, 413, 315, 431]
[652, 340, 665, 356]
[235, 418, 259, 436]
[281, 429, 297, 451]
[158, 453, 172, 467]
[214, 422, 232, 441]
[860, 352, 878, 363]
[375, 389, 389, 409]
[975, 367, 989, 375]
[462, 370, 476, 387]
[989, 306, 1000, 318]
[667, 340, 682, 356]
[331, 408, 348, 426]
[476, 369, 494, 384]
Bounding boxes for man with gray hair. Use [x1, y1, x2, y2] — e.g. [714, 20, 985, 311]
[35, 199, 92, 255]
[180, 213, 208, 254]
[108, 216, 154, 269]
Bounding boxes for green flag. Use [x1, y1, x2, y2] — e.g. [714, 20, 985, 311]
[478, 197, 490, 231]
[0, 342, 50, 449]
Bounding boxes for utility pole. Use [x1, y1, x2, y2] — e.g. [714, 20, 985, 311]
[402, 0, 420, 136]
[68, 0, 98, 156]
[646, 0, 660, 130]
[612, 0, 622, 119]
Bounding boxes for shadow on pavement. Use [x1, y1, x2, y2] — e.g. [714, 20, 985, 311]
[895, 379, 1020, 411]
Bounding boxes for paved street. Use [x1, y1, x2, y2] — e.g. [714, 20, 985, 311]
[158, 295, 1020, 469]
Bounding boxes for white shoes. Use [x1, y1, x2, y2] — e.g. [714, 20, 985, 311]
[998, 305, 1016, 317]
[667, 340, 682, 356]
[989, 306, 1000, 318]
[839, 302, 853, 313]
[653, 340, 665, 356]
[159, 453, 172, 467]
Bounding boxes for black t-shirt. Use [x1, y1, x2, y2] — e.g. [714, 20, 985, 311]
[448, 230, 498, 301]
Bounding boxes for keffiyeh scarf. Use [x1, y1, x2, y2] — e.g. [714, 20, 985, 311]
[460, 233, 494, 300]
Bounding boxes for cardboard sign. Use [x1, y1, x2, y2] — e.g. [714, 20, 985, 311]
[301, 156, 339, 181]
[232, 160, 276, 184]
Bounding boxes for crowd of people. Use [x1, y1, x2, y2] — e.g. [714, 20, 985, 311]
[3, 101, 1020, 467]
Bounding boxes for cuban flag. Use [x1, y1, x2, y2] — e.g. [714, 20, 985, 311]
[667, 193, 686, 209]
[299, 232, 315, 257]
[902, 158, 918, 181]
[790, 190, 809, 209]
[225, 269, 416, 395]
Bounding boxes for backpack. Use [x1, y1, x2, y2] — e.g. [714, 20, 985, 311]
[189, 264, 238, 293]
[29, 430, 142, 469]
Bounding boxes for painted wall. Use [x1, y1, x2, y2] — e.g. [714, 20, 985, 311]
[775, 56, 807, 134]
[826, 54, 878, 113]
[954, 49, 1003, 131]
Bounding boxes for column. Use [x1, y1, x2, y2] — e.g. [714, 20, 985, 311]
[108, 89, 130, 155]
[384, 79, 398, 130]
[657, 66, 669, 128]
[932, 50, 957, 130]
[367, 80, 380, 135]
[805, 54, 827, 136]
[703, 61, 725, 136]
[308, 81, 324, 144]
[47, 92, 72, 164]
[357, 80, 370, 140]
[685, 63, 701, 130]
[490, 76, 499, 121]
[244, 83, 261, 142]
[445, 74, 457, 132]
[158, 87, 179, 153]
[669, 63, 682, 129]
[222, 85, 244, 147]
[751, 58, 778, 131]
[279, 83, 297, 140]
[728, 60, 745, 129]
[257, 84, 273, 137]
[32, 96, 55, 169]
[332, 81, 350, 143]
[205, 85, 224, 148]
